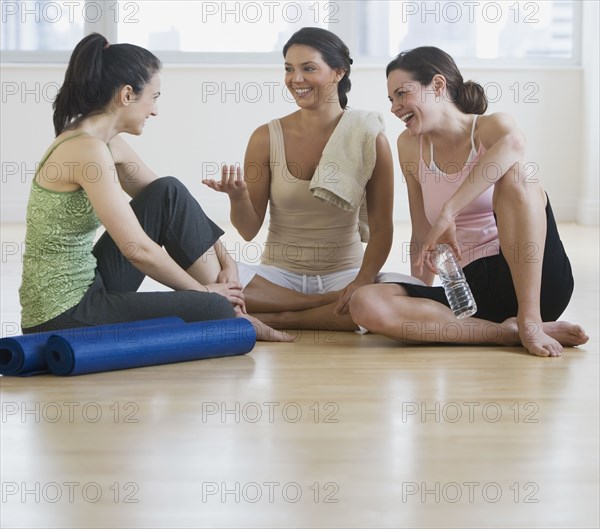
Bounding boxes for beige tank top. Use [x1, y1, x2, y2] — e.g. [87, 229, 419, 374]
[261, 119, 364, 274]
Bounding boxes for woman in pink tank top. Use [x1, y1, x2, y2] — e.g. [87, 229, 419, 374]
[349, 46, 588, 358]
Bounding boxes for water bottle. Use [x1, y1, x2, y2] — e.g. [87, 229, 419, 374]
[434, 244, 477, 319]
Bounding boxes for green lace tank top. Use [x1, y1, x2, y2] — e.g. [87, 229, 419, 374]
[19, 133, 103, 328]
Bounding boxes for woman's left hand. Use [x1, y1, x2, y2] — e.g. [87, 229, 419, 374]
[333, 278, 369, 315]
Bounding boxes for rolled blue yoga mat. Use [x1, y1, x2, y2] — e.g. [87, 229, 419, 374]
[44, 318, 256, 376]
[0, 318, 185, 377]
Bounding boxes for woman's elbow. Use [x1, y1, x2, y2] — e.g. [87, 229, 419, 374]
[237, 227, 258, 242]
[120, 240, 156, 267]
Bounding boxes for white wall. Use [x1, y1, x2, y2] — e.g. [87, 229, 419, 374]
[0, 63, 590, 225]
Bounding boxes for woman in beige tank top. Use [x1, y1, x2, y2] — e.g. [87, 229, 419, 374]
[204, 28, 421, 331]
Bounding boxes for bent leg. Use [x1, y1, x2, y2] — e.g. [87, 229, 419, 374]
[493, 166, 587, 356]
[349, 284, 519, 345]
[94, 176, 225, 291]
[59, 280, 236, 328]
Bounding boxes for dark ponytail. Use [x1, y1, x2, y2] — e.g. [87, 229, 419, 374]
[455, 81, 487, 115]
[283, 27, 352, 110]
[53, 33, 161, 136]
[386, 46, 487, 115]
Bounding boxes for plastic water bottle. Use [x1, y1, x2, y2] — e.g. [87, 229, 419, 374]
[434, 244, 477, 319]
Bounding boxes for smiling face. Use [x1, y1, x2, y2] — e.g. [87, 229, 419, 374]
[284, 44, 343, 108]
[387, 69, 441, 135]
[122, 72, 161, 135]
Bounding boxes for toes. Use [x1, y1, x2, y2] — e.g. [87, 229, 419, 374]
[548, 346, 562, 357]
[537, 348, 551, 357]
[528, 344, 550, 357]
[280, 332, 295, 342]
[543, 343, 563, 357]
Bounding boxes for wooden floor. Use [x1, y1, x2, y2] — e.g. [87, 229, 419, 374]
[1, 222, 598, 528]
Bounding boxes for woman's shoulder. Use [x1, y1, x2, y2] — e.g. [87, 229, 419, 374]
[48, 131, 110, 163]
[53, 130, 101, 146]
[248, 123, 271, 148]
[397, 130, 420, 161]
[278, 111, 301, 128]
[476, 112, 520, 144]
[250, 111, 300, 144]
[250, 112, 292, 136]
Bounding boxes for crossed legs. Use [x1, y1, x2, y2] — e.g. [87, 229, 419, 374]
[243, 274, 358, 331]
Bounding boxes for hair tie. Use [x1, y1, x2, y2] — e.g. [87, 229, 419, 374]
[349, 58, 353, 65]
[104, 42, 110, 50]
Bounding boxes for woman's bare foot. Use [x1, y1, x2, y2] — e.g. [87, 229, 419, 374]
[501, 317, 589, 357]
[542, 321, 589, 347]
[239, 314, 295, 342]
[501, 318, 589, 356]
[519, 320, 563, 357]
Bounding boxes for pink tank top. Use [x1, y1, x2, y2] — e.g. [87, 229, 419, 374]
[419, 115, 499, 267]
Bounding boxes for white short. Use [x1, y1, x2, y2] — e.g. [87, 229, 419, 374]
[238, 262, 425, 293]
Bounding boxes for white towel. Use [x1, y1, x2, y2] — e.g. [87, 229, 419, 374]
[309, 109, 385, 242]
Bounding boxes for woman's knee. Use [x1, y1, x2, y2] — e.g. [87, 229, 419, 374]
[133, 176, 189, 208]
[184, 292, 236, 322]
[349, 285, 387, 327]
[145, 176, 188, 196]
[152, 175, 181, 187]
[493, 164, 542, 206]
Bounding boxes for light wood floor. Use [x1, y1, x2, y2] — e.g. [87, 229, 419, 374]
[1, 222, 598, 528]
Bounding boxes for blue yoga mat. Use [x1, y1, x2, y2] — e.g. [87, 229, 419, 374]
[0, 318, 185, 377]
[44, 318, 256, 376]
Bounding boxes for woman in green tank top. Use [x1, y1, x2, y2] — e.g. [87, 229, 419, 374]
[19, 32, 291, 342]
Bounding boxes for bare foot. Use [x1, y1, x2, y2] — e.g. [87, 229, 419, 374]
[500, 318, 588, 357]
[542, 321, 589, 347]
[239, 314, 295, 342]
[519, 320, 563, 357]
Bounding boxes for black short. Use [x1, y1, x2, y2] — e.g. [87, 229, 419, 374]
[399, 198, 574, 323]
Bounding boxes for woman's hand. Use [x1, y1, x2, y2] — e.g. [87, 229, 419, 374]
[202, 164, 248, 201]
[417, 207, 461, 275]
[205, 281, 246, 313]
[216, 264, 240, 286]
[333, 278, 370, 315]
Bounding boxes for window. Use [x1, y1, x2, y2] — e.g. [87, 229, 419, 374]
[381, 0, 577, 60]
[1, 0, 85, 50]
[118, 1, 330, 53]
[0, 0, 580, 64]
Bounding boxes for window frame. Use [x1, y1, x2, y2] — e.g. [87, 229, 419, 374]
[0, 0, 583, 67]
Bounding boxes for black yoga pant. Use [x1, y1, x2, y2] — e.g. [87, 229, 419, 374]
[23, 177, 235, 334]
[399, 198, 574, 323]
